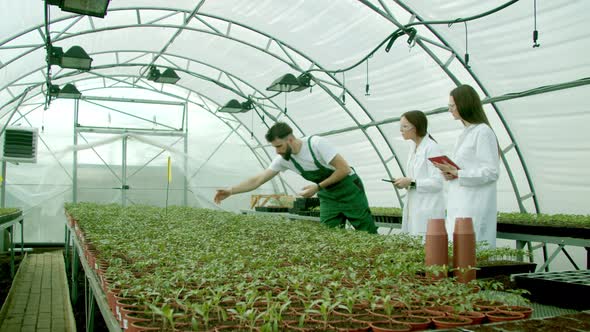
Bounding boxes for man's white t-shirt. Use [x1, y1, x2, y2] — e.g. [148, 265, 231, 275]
[268, 136, 352, 175]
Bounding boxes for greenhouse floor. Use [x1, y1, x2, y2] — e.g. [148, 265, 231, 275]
[0, 250, 76, 332]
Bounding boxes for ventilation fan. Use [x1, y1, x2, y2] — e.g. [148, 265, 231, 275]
[0, 127, 39, 163]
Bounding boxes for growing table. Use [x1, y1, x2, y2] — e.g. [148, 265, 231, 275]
[497, 225, 590, 271]
[64, 221, 121, 332]
[0, 210, 24, 278]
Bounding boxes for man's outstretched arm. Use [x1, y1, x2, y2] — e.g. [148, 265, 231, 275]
[214, 169, 279, 204]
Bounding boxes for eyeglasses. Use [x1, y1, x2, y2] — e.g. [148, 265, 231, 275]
[448, 104, 457, 110]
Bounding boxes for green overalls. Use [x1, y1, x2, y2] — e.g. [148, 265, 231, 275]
[290, 137, 377, 234]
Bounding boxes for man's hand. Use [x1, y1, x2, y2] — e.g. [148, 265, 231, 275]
[214, 188, 232, 204]
[394, 177, 412, 189]
[299, 184, 319, 198]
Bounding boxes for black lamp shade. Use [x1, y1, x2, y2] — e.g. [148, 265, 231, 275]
[48, 84, 60, 98]
[60, 0, 110, 18]
[292, 73, 312, 92]
[266, 73, 302, 92]
[155, 68, 180, 84]
[47, 46, 64, 66]
[147, 66, 160, 81]
[60, 46, 92, 70]
[218, 99, 252, 113]
[58, 84, 82, 99]
[266, 73, 312, 92]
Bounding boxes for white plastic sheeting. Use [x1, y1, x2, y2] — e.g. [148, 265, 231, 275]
[0, 0, 589, 246]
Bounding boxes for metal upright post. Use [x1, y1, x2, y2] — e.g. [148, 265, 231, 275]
[64, 225, 70, 272]
[71, 243, 79, 304]
[9, 225, 14, 277]
[87, 289, 95, 332]
[73, 99, 79, 203]
[183, 104, 188, 206]
[122, 135, 128, 207]
[1, 161, 6, 252]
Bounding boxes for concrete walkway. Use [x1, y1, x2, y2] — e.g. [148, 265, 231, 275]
[0, 251, 76, 332]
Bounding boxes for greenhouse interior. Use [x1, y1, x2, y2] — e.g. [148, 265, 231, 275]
[0, 0, 589, 331]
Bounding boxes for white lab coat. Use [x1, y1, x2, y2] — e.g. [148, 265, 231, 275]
[446, 124, 500, 248]
[401, 136, 446, 237]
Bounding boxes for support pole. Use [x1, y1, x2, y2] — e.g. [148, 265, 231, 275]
[71, 242, 79, 304]
[1, 161, 6, 252]
[122, 135, 128, 206]
[73, 99, 79, 203]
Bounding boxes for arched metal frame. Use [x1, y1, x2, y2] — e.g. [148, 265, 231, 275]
[361, 0, 539, 213]
[0, 6, 406, 206]
[1, 3, 574, 212]
[1, 75, 299, 201]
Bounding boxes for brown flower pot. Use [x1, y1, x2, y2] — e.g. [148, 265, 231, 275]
[425, 218, 448, 279]
[352, 313, 400, 324]
[498, 305, 533, 319]
[432, 315, 473, 329]
[452, 217, 476, 283]
[391, 316, 431, 331]
[404, 309, 445, 319]
[456, 311, 486, 325]
[130, 319, 166, 331]
[370, 320, 412, 332]
[473, 299, 504, 312]
[486, 310, 525, 322]
[123, 311, 152, 332]
[329, 319, 371, 332]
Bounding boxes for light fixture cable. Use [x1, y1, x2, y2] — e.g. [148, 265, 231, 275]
[304, 0, 518, 76]
[464, 22, 470, 69]
[533, 0, 540, 48]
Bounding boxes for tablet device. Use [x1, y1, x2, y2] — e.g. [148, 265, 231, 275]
[428, 155, 460, 169]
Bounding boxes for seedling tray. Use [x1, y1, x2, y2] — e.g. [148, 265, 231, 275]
[476, 261, 537, 279]
[254, 206, 289, 213]
[513, 270, 590, 310]
[372, 214, 402, 224]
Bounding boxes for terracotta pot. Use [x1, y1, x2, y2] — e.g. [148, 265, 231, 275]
[130, 319, 165, 331]
[425, 218, 448, 279]
[432, 315, 473, 329]
[285, 319, 330, 331]
[486, 310, 525, 322]
[405, 309, 445, 319]
[329, 319, 371, 332]
[452, 217, 476, 283]
[425, 305, 454, 315]
[352, 313, 400, 324]
[123, 311, 152, 332]
[473, 299, 504, 313]
[368, 306, 405, 318]
[391, 316, 431, 331]
[456, 311, 486, 325]
[370, 320, 412, 332]
[106, 287, 122, 317]
[497, 305, 533, 319]
[115, 297, 141, 324]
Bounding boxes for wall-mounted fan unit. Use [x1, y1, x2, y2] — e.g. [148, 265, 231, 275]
[0, 127, 39, 163]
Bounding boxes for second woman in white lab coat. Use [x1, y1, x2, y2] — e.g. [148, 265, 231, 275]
[394, 111, 446, 237]
[433, 84, 500, 248]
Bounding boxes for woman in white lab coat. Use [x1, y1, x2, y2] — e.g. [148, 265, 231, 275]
[433, 85, 500, 248]
[394, 111, 446, 237]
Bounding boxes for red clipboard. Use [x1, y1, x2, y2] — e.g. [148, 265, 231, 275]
[428, 155, 460, 169]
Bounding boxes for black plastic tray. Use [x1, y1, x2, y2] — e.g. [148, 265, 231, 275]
[513, 270, 590, 310]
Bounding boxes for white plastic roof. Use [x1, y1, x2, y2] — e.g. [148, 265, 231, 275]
[1, 1, 590, 243]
